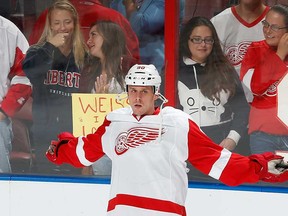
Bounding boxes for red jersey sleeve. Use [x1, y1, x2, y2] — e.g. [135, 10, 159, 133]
[1, 47, 32, 117]
[53, 118, 111, 167]
[240, 41, 287, 96]
[187, 119, 262, 186]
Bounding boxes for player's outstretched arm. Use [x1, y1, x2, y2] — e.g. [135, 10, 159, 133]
[46, 118, 111, 167]
[46, 131, 105, 168]
[187, 119, 288, 185]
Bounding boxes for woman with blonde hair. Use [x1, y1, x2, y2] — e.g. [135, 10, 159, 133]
[37, 0, 86, 67]
[23, 0, 88, 175]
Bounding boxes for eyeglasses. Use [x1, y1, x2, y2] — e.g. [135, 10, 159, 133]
[261, 20, 288, 32]
[189, 37, 214, 45]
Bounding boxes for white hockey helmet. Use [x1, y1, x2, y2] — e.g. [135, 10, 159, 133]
[125, 64, 161, 94]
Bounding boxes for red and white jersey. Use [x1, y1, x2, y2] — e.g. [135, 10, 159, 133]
[55, 106, 265, 215]
[240, 40, 288, 135]
[0, 16, 32, 116]
[211, 6, 269, 102]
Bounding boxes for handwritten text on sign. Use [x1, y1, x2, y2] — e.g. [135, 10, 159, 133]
[72, 93, 129, 136]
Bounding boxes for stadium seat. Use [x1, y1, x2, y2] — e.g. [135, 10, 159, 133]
[10, 97, 34, 173]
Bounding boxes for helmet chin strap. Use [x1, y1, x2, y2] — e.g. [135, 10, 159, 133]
[157, 92, 168, 104]
[115, 92, 128, 101]
[156, 92, 168, 142]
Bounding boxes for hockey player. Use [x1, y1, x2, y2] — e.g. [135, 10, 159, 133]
[47, 64, 288, 216]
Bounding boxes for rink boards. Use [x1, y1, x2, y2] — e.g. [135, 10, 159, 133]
[1, 175, 288, 216]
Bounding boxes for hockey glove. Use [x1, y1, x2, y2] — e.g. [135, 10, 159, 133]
[250, 152, 288, 183]
[46, 132, 75, 164]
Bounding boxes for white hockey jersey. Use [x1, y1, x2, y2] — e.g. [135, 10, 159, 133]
[211, 6, 269, 102]
[51, 106, 283, 215]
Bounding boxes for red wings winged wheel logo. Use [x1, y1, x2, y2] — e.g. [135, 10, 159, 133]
[115, 127, 165, 155]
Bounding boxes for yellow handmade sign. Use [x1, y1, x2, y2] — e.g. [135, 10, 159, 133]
[72, 93, 129, 136]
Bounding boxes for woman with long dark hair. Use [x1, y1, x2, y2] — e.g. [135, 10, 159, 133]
[178, 16, 249, 151]
[82, 21, 127, 94]
[81, 20, 128, 176]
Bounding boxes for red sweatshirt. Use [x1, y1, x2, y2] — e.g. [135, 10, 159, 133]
[240, 40, 288, 135]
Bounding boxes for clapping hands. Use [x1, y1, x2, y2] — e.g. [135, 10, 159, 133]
[95, 73, 109, 93]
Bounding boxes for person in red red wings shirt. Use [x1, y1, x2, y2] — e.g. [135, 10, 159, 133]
[29, 0, 140, 67]
[46, 64, 288, 216]
[240, 4, 288, 154]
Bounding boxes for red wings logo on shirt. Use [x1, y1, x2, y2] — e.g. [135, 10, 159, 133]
[264, 80, 279, 97]
[226, 41, 251, 66]
[115, 127, 164, 155]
